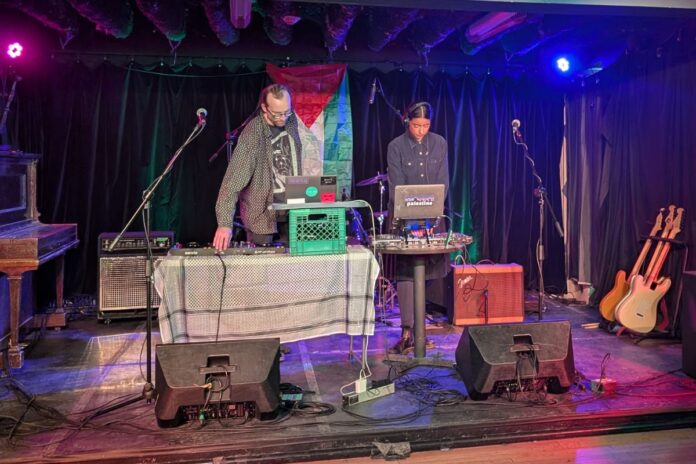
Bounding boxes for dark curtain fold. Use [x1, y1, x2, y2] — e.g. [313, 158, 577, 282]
[13, 62, 268, 294]
[565, 33, 696, 311]
[12, 61, 565, 297]
[349, 69, 565, 290]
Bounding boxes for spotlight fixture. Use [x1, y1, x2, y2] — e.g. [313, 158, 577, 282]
[556, 57, 570, 73]
[7, 42, 23, 59]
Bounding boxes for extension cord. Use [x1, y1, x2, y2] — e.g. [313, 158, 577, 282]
[342, 382, 395, 406]
[591, 378, 617, 394]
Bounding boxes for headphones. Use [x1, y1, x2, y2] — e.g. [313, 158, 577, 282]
[402, 101, 433, 125]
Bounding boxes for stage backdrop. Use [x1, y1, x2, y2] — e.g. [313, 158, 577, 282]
[8, 60, 565, 297]
[266, 63, 353, 197]
[564, 30, 696, 307]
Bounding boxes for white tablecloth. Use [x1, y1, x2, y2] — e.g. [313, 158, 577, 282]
[154, 246, 378, 344]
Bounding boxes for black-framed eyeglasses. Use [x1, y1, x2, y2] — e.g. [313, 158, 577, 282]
[265, 108, 293, 120]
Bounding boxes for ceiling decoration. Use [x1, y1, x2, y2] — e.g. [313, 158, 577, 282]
[202, 0, 240, 46]
[134, 0, 188, 42]
[2, 0, 693, 74]
[366, 7, 420, 53]
[7, 0, 81, 44]
[408, 11, 478, 59]
[324, 4, 360, 55]
[65, 0, 133, 39]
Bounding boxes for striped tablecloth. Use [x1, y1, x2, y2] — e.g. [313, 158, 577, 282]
[154, 246, 378, 344]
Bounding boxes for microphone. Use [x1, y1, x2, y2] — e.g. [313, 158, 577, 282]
[368, 78, 377, 105]
[511, 119, 521, 135]
[197, 108, 208, 126]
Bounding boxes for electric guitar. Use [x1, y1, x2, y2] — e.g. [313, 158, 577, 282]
[643, 205, 676, 281]
[598, 207, 666, 321]
[615, 207, 684, 333]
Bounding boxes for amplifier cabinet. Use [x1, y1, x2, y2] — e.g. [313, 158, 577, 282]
[98, 255, 164, 316]
[447, 263, 524, 326]
[97, 231, 173, 320]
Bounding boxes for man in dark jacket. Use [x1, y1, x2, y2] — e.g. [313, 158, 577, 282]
[213, 84, 302, 251]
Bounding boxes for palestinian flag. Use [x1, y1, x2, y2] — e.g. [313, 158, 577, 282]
[266, 63, 353, 197]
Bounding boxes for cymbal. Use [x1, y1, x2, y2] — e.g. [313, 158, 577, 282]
[373, 210, 389, 218]
[356, 172, 388, 187]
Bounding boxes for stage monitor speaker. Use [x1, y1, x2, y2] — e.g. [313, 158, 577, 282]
[455, 320, 575, 400]
[155, 338, 281, 428]
[432, 263, 524, 325]
[681, 271, 696, 378]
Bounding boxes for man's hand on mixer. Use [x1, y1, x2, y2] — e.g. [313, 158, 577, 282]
[213, 227, 232, 251]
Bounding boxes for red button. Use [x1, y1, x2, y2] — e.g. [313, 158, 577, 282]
[321, 193, 336, 202]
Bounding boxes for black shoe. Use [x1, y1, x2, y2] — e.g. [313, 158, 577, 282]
[388, 327, 414, 355]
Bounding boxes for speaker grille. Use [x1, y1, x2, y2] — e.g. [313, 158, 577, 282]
[99, 256, 162, 312]
[451, 263, 524, 325]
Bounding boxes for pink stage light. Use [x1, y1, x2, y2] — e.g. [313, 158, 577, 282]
[7, 42, 23, 59]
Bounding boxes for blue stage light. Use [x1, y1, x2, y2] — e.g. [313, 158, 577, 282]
[556, 57, 570, 73]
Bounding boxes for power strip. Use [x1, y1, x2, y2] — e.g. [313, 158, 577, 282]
[342, 382, 395, 406]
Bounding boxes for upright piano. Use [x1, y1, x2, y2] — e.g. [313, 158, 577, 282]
[0, 149, 79, 369]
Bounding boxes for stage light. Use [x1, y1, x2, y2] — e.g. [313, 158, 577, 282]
[7, 42, 23, 59]
[556, 57, 570, 73]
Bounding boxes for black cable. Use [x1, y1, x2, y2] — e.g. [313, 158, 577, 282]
[214, 254, 228, 343]
[289, 401, 336, 417]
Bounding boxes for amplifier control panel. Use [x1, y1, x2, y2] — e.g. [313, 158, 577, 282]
[98, 231, 174, 254]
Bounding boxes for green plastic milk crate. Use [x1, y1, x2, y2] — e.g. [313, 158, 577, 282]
[288, 208, 347, 256]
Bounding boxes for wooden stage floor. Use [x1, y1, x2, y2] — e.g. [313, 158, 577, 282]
[1, 294, 696, 463]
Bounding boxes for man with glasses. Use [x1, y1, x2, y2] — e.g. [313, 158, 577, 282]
[213, 83, 302, 251]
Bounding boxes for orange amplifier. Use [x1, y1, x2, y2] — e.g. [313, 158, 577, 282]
[446, 263, 524, 326]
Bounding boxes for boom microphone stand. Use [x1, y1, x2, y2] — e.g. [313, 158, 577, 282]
[209, 109, 256, 163]
[97, 109, 207, 416]
[512, 119, 564, 320]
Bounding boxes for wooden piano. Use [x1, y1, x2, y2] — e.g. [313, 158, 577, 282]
[0, 149, 78, 369]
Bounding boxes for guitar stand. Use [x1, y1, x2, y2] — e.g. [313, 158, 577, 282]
[616, 237, 688, 340]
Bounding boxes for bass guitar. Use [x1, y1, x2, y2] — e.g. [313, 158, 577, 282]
[615, 207, 684, 333]
[598, 207, 666, 321]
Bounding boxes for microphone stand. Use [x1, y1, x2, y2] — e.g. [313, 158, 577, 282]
[209, 110, 257, 163]
[209, 130, 237, 163]
[98, 120, 206, 416]
[378, 175, 386, 235]
[370, 78, 405, 123]
[513, 128, 564, 321]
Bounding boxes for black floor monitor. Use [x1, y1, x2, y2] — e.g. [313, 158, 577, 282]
[455, 321, 575, 400]
[155, 338, 281, 427]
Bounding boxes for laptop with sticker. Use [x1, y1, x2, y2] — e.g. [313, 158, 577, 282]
[283, 176, 338, 204]
[392, 184, 446, 220]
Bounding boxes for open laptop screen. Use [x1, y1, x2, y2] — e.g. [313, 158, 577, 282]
[393, 184, 446, 220]
[283, 176, 337, 204]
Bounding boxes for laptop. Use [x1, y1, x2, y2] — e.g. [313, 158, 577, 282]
[283, 176, 338, 204]
[393, 184, 446, 220]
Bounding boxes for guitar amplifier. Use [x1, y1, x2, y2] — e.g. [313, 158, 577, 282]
[97, 231, 174, 320]
[432, 263, 524, 326]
